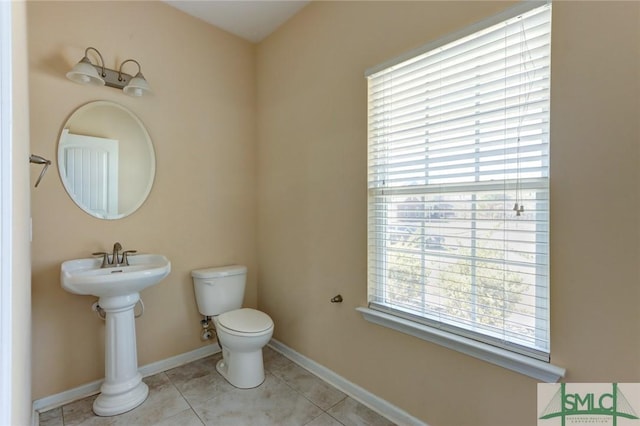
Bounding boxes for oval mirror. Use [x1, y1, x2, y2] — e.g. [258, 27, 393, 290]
[57, 101, 155, 220]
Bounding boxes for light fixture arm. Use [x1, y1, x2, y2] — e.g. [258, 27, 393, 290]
[84, 47, 106, 78]
[118, 59, 142, 82]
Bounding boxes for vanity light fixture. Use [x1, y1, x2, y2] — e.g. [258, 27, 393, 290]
[66, 47, 152, 97]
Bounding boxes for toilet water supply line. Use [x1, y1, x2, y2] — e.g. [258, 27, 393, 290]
[201, 316, 215, 340]
[201, 316, 223, 349]
[91, 299, 145, 320]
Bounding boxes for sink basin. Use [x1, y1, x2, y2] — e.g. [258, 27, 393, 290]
[61, 254, 171, 298]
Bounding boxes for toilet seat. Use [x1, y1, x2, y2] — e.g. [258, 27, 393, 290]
[217, 308, 273, 335]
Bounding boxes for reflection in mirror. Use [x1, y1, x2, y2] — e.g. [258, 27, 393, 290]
[58, 101, 155, 219]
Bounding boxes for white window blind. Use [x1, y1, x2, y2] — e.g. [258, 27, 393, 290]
[366, 3, 551, 361]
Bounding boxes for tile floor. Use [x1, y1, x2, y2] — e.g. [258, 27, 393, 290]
[39, 346, 396, 426]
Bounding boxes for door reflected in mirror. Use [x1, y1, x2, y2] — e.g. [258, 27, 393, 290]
[58, 101, 155, 220]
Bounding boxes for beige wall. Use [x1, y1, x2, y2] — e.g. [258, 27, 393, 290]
[27, 1, 640, 425]
[28, 1, 257, 399]
[257, 2, 640, 426]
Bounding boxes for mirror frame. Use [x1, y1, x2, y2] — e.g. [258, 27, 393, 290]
[57, 101, 156, 220]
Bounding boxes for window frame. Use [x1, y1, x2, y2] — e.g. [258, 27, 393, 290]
[359, 0, 564, 381]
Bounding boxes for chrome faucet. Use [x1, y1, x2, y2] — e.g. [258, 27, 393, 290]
[112, 242, 122, 265]
[92, 242, 137, 268]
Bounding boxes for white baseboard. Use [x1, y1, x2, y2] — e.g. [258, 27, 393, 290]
[31, 343, 220, 415]
[268, 339, 428, 426]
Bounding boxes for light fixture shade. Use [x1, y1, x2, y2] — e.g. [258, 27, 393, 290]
[123, 72, 151, 97]
[66, 58, 105, 86]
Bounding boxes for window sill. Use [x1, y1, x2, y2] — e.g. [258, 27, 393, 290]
[356, 307, 565, 382]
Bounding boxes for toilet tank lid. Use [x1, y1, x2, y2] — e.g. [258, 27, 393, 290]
[191, 265, 247, 279]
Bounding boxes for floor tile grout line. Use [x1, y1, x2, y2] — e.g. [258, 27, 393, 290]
[267, 362, 350, 426]
[267, 358, 349, 412]
[267, 368, 325, 412]
[303, 411, 347, 426]
[161, 357, 221, 426]
[160, 370, 207, 426]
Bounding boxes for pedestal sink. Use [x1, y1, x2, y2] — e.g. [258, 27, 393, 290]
[61, 254, 171, 416]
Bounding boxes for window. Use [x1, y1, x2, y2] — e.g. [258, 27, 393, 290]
[365, 3, 553, 365]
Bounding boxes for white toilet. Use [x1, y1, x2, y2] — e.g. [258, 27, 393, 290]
[191, 265, 274, 389]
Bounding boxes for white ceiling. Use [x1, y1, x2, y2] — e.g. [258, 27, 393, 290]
[164, 1, 310, 43]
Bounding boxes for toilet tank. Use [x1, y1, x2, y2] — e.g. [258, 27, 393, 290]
[191, 265, 247, 316]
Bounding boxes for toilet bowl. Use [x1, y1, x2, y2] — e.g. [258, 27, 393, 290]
[191, 265, 274, 389]
[213, 308, 274, 388]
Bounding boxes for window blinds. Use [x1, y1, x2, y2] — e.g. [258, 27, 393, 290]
[366, 3, 551, 360]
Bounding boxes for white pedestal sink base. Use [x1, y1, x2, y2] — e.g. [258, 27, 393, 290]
[60, 254, 171, 416]
[94, 381, 148, 416]
[93, 293, 148, 417]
